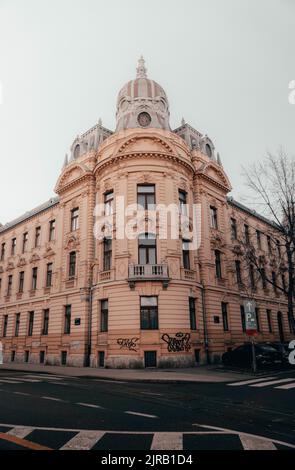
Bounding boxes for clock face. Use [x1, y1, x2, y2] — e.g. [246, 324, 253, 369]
[138, 112, 151, 127]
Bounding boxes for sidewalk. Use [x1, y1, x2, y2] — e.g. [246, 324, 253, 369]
[0, 362, 254, 383]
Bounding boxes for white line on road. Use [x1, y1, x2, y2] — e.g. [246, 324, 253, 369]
[125, 411, 158, 419]
[0, 380, 24, 384]
[94, 379, 127, 384]
[275, 382, 295, 390]
[240, 435, 277, 450]
[228, 377, 275, 386]
[25, 375, 64, 381]
[76, 403, 104, 409]
[13, 392, 30, 396]
[250, 378, 295, 388]
[8, 426, 34, 439]
[151, 432, 183, 450]
[60, 431, 105, 450]
[41, 396, 65, 402]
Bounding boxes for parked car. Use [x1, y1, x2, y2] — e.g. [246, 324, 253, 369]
[222, 343, 282, 368]
[264, 342, 294, 366]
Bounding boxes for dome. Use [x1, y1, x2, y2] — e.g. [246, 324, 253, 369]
[116, 57, 170, 132]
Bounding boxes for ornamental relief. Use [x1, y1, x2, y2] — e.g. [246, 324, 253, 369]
[6, 262, 14, 271]
[65, 234, 80, 251]
[30, 253, 40, 263]
[17, 257, 27, 268]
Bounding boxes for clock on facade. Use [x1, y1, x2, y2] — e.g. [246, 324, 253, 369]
[137, 112, 151, 127]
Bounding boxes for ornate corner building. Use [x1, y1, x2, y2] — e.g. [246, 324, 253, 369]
[0, 59, 293, 368]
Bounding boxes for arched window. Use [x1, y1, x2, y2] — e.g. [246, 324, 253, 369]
[74, 144, 80, 159]
[205, 144, 212, 158]
[138, 233, 156, 265]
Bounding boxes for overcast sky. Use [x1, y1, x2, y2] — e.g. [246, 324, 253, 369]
[0, 0, 294, 224]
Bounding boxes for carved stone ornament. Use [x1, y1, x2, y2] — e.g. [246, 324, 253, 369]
[17, 257, 27, 268]
[65, 234, 80, 251]
[30, 253, 40, 263]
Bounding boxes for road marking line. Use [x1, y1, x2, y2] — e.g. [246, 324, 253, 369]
[151, 432, 183, 450]
[60, 431, 105, 450]
[0, 380, 24, 384]
[94, 379, 127, 384]
[13, 392, 30, 396]
[250, 378, 295, 388]
[41, 396, 65, 402]
[240, 435, 277, 450]
[125, 411, 158, 419]
[275, 382, 295, 390]
[193, 423, 295, 449]
[8, 426, 34, 439]
[76, 403, 104, 409]
[228, 377, 275, 386]
[14, 379, 41, 383]
[25, 375, 64, 381]
[0, 432, 52, 451]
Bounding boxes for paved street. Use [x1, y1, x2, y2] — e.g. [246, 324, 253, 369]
[0, 368, 294, 450]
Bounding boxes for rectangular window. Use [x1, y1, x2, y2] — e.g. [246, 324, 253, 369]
[210, 206, 218, 229]
[272, 271, 277, 293]
[0, 243, 5, 261]
[100, 300, 109, 332]
[32, 267, 38, 291]
[104, 190, 114, 216]
[281, 274, 287, 292]
[240, 305, 246, 332]
[103, 238, 112, 271]
[3, 315, 8, 337]
[267, 235, 272, 253]
[61, 351, 67, 366]
[42, 309, 49, 336]
[189, 297, 197, 330]
[71, 208, 79, 231]
[40, 351, 45, 364]
[235, 260, 242, 285]
[139, 234, 156, 265]
[179, 190, 187, 215]
[24, 351, 29, 363]
[15, 313, 20, 337]
[69, 251, 76, 278]
[11, 238, 16, 256]
[49, 220, 56, 241]
[249, 264, 255, 290]
[35, 226, 41, 247]
[260, 267, 267, 289]
[256, 230, 262, 249]
[11, 351, 15, 362]
[137, 185, 155, 210]
[46, 263, 53, 287]
[255, 308, 261, 333]
[7, 275, 13, 296]
[266, 309, 272, 333]
[182, 240, 191, 270]
[230, 218, 237, 240]
[276, 239, 281, 257]
[140, 296, 158, 330]
[64, 305, 71, 335]
[19, 271, 25, 293]
[244, 225, 250, 244]
[22, 232, 28, 253]
[215, 250, 222, 279]
[28, 311, 34, 337]
[222, 302, 229, 331]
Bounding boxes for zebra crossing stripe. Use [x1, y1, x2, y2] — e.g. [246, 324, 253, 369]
[240, 435, 277, 450]
[60, 431, 105, 450]
[8, 426, 34, 439]
[275, 382, 295, 390]
[0, 379, 23, 384]
[151, 432, 183, 450]
[250, 378, 295, 388]
[228, 377, 275, 386]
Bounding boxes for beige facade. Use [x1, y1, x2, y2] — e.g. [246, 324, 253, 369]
[0, 59, 293, 368]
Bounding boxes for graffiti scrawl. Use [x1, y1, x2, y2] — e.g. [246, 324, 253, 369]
[161, 332, 191, 352]
[117, 338, 139, 352]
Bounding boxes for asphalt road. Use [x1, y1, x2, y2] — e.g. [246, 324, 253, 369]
[0, 369, 294, 450]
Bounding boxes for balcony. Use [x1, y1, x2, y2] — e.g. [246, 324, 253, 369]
[128, 264, 170, 289]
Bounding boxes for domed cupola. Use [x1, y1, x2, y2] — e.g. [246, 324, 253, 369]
[116, 57, 171, 132]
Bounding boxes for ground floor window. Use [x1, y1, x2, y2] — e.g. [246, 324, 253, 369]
[11, 351, 15, 362]
[61, 351, 67, 366]
[40, 351, 45, 364]
[189, 297, 197, 330]
[98, 351, 105, 368]
[24, 351, 29, 363]
[140, 297, 158, 330]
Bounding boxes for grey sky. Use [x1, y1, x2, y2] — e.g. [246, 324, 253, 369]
[0, 0, 294, 224]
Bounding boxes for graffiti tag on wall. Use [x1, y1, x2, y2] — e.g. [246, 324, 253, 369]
[162, 332, 191, 353]
[117, 338, 139, 352]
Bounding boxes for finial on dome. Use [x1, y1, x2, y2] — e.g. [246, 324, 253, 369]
[98, 118, 102, 126]
[181, 117, 186, 126]
[217, 152, 223, 166]
[63, 153, 68, 169]
[136, 56, 148, 78]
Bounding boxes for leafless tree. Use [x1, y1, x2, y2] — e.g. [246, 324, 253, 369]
[238, 149, 295, 334]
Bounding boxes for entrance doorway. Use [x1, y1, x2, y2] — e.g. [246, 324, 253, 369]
[144, 351, 157, 368]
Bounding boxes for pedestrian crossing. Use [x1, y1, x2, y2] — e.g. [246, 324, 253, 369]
[0, 374, 71, 386]
[227, 375, 295, 390]
[0, 424, 294, 450]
